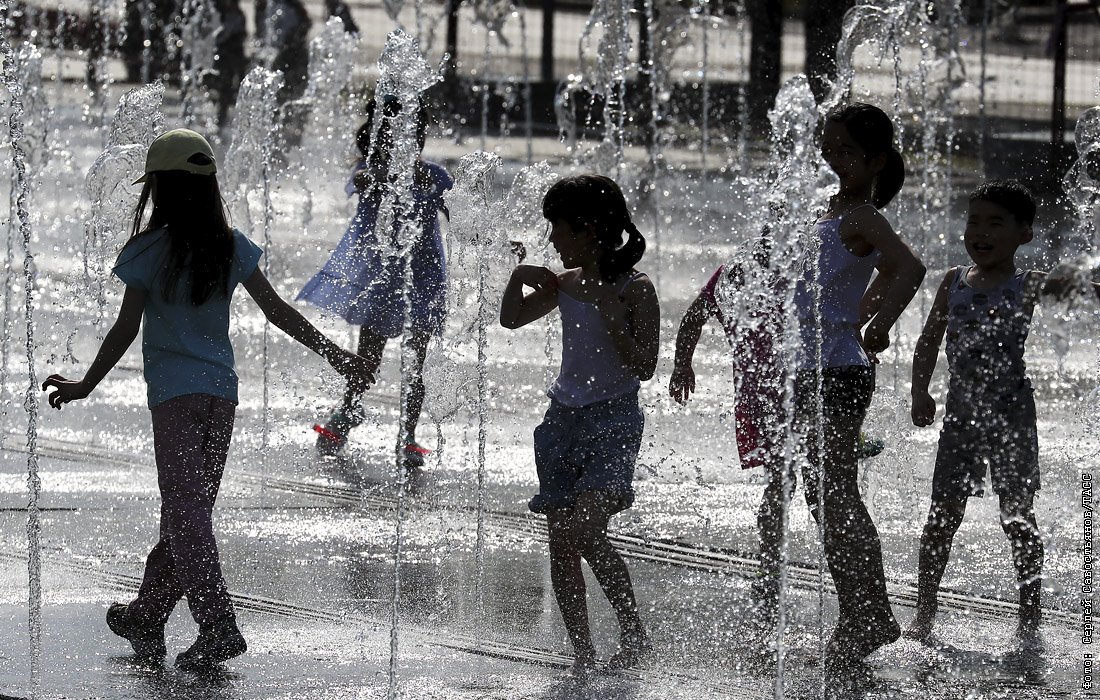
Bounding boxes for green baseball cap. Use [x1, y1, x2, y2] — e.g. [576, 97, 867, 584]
[134, 128, 217, 184]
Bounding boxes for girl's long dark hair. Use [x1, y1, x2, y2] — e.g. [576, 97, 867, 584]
[129, 170, 234, 305]
[542, 174, 646, 281]
[356, 97, 430, 199]
[826, 102, 905, 208]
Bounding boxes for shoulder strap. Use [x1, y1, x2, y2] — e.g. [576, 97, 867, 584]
[618, 271, 646, 294]
[838, 202, 877, 223]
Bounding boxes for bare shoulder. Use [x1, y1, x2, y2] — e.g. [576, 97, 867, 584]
[555, 268, 581, 294]
[622, 271, 658, 306]
[842, 204, 892, 234]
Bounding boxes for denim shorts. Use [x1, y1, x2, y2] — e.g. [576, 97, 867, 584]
[529, 392, 644, 514]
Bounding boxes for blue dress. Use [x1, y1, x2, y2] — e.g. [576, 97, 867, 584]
[297, 160, 452, 338]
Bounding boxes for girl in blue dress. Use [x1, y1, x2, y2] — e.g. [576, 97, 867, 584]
[298, 97, 452, 465]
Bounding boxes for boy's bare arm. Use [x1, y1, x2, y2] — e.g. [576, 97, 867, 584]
[910, 269, 953, 426]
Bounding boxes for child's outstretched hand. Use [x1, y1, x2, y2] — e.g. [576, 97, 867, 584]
[331, 350, 376, 394]
[669, 364, 696, 404]
[911, 389, 936, 427]
[42, 374, 90, 410]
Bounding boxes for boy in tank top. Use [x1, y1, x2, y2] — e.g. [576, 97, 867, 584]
[907, 179, 1100, 646]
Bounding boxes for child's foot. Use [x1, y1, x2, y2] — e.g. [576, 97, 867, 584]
[826, 614, 901, 664]
[175, 619, 247, 670]
[857, 433, 886, 460]
[106, 603, 166, 661]
[404, 442, 431, 469]
[313, 408, 361, 457]
[903, 611, 936, 642]
[606, 631, 651, 671]
[749, 575, 780, 632]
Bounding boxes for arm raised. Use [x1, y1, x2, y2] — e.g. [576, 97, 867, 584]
[499, 264, 560, 329]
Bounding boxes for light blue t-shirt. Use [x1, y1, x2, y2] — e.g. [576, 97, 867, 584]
[112, 227, 264, 408]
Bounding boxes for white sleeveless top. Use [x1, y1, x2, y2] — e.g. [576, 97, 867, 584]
[794, 205, 881, 369]
[548, 272, 645, 407]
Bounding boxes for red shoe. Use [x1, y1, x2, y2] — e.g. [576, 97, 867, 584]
[404, 442, 431, 469]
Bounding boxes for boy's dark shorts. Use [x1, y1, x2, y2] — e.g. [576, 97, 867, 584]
[932, 382, 1040, 500]
[529, 392, 644, 515]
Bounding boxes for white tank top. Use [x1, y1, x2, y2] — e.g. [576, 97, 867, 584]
[548, 272, 645, 407]
[794, 205, 881, 369]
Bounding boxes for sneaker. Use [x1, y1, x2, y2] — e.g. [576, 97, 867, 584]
[106, 603, 166, 661]
[175, 619, 247, 670]
[404, 442, 431, 469]
[313, 409, 360, 457]
[857, 433, 886, 460]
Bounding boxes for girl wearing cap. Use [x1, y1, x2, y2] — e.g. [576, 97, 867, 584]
[42, 128, 373, 669]
[298, 97, 452, 466]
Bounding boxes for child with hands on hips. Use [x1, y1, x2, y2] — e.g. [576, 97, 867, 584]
[793, 103, 926, 669]
[42, 129, 373, 670]
[907, 179, 1100, 646]
[500, 174, 659, 677]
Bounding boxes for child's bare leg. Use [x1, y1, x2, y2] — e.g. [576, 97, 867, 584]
[802, 394, 898, 661]
[998, 491, 1043, 637]
[341, 330, 385, 412]
[570, 493, 646, 647]
[755, 459, 795, 625]
[905, 498, 966, 641]
[546, 509, 596, 670]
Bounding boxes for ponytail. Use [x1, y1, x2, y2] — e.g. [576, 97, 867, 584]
[598, 220, 646, 281]
[873, 148, 905, 208]
[542, 174, 646, 281]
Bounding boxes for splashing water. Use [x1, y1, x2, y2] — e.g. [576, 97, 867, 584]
[713, 74, 833, 698]
[84, 84, 165, 337]
[296, 18, 361, 231]
[447, 149, 506, 619]
[224, 66, 284, 510]
[1, 41, 47, 428]
[0, 1, 43, 693]
[1064, 106, 1100, 247]
[179, 0, 220, 134]
[368, 29, 442, 699]
[559, 0, 635, 175]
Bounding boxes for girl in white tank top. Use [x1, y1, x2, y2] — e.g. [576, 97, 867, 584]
[792, 103, 926, 669]
[500, 175, 659, 677]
